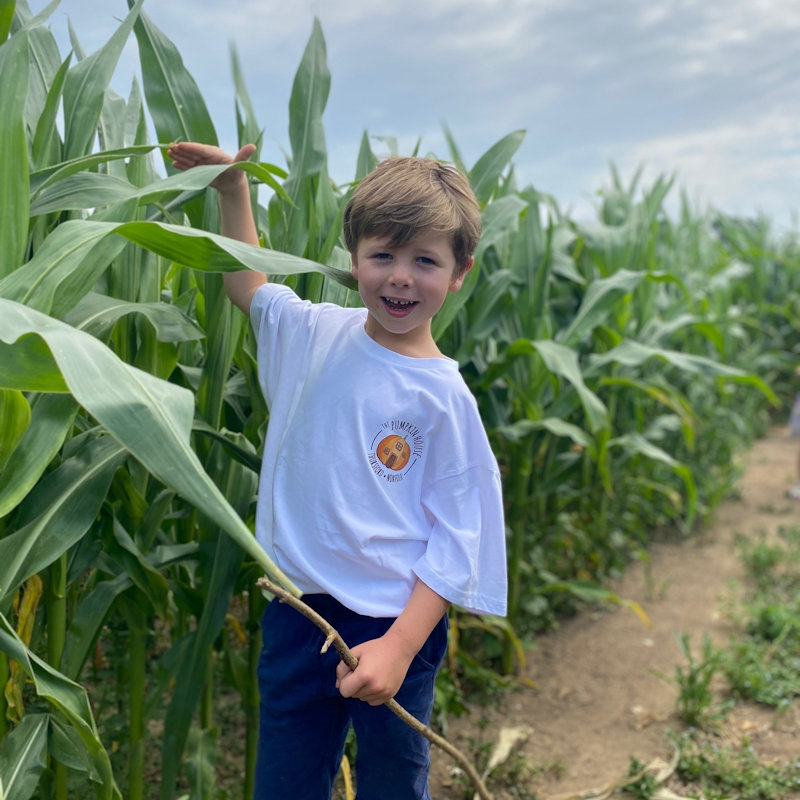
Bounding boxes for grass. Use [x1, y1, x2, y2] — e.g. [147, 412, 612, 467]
[653, 633, 727, 728]
[633, 524, 800, 799]
[722, 528, 800, 710]
[621, 757, 661, 799]
[672, 731, 800, 800]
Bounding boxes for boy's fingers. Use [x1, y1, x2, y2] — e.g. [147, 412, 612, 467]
[233, 143, 257, 163]
[337, 672, 358, 698]
[335, 660, 349, 680]
[166, 142, 256, 174]
[335, 660, 354, 690]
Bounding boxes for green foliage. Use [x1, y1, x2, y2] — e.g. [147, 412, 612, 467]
[723, 636, 800, 709]
[672, 730, 800, 800]
[721, 527, 800, 710]
[654, 525, 800, 799]
[654, 634, 725, 729]
[1, 0, 799, 796]
[621, 757, 659, 800]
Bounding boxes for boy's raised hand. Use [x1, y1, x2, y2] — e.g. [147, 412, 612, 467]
[168, 141, 265, 313]
[167, 141, 256, 194]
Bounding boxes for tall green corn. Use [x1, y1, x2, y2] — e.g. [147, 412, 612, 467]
[0, 2, 798, 797]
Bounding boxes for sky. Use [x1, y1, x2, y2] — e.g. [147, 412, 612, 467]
[33, 0, 800, 230]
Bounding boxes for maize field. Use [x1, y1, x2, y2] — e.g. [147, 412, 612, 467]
[0, 2, 799, 798]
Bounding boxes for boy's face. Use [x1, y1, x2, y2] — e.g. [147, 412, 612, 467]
[351, 232, 472, 357]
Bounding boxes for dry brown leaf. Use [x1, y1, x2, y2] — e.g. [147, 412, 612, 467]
[652, 790, 695, 800]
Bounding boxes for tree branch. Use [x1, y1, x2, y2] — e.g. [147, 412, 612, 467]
[256, 577, 493, 800]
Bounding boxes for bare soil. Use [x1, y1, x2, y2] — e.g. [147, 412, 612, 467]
[429, 427, 800, 799]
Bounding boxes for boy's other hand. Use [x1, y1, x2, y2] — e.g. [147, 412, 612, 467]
[167, 142, 256, 194]
[335, 635, 415, 706]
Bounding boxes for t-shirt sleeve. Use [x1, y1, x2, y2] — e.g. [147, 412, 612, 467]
[249, 283, 317, 408]
[414, 465, 507, 617]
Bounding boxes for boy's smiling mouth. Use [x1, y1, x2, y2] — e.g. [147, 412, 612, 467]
[381, 296, 419, 316]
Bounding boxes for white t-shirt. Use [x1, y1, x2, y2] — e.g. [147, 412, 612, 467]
[250, 283, 507, 618]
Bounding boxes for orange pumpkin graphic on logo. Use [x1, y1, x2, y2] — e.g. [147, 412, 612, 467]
[376, 434, 411, 471]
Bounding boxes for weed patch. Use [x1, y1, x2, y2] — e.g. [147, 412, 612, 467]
[672, 730, 800, 800]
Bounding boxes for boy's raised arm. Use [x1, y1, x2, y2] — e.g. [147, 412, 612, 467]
[168, 142, 267, 315]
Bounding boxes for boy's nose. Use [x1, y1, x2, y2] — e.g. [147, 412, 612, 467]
[389, 261, 412, 286]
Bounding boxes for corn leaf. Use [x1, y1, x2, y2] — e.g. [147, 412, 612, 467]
[12, 0, 58, 32]
[0, 434, 126, 605]
[512, 339, 609, 433]
[191, 419, 261, 473]
[287, 18, 329, 186]
[97, 83, 132, 166]
[0, 613, 118, 799]
[0, 220, 128, 316]
[20, 23, 60, 139]
[588, 340, 777, 402]
[0, 335, 69, 392]
[60, 573, 132, 681]
[12, 198, 329, 318]
[476, 195, 528, 258]
[559, 269, 646, 347]
[0, 1, 14, 43]
[354, 130, 378, 181]
[111, 220, 356, 287]
[106, 518, 170, 615]
[0, 299, 298, 594]
[30, 144, 161, 198]
[442, 122, 468, 175]
[161, 437, 255, 797]
[29, 172, 138, 215]
[48, 716, 99, 782]
[0, 389, 30, 471]
[62, 0, 144, 159]
[279, 18, 330, 255]
[230, 43, 260, 149]
[494, 417, 594, 450]
[197, 272, 239, 426]
[609, 432, 697, 525]
[64, 292, 204, 343]
[469, 130, 525, 205]
[0, 27, 29, 279]
[184, 728, 217, 800]
[130, 4, 217, 153]
[32, 50, 71, 169]
[0, 713, 49, 800]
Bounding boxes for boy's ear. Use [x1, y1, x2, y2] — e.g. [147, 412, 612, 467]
[448, 257, 474, 293]
[350, 254, 359, 280]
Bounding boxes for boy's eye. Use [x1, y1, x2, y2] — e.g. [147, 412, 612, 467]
[417, 256, 436, 266]
[373, 252, 392, 260]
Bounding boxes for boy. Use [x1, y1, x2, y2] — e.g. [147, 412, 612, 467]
[168, 142, 507, 799]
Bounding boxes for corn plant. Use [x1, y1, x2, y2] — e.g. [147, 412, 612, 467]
[0, 3, 341, 797]
[1, 1, 799, 798]
[437, 164, 782, 670]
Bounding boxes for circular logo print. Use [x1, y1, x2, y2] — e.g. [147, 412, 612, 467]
[369, 420, 424, 483]
[376, 434, 411, 471]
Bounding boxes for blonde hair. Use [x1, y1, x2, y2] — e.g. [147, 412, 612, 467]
[343, 156, 481, 275]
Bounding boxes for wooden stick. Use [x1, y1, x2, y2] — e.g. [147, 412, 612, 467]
[257, 577, 494, 800]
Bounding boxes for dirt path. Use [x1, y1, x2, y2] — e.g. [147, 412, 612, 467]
[430, 427, 800, 799]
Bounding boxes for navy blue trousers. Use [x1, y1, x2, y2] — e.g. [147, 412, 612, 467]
[253, 594, 448, 800]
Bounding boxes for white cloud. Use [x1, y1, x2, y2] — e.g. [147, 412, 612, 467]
[43, 0, 800, 228]
[591, 112, 800, 223]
